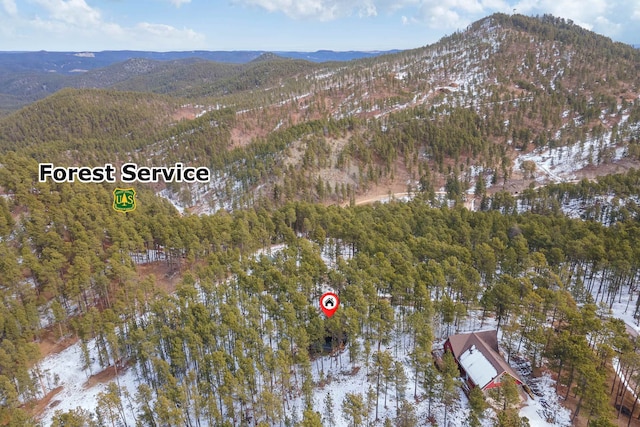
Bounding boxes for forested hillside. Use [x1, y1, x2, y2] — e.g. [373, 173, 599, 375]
[1, 13, 638, 214]
[1, 12, 640, 427]
[1, 154, 640, 425]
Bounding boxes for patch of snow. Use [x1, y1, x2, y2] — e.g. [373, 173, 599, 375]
[37, 338, 139, 426]
[292, 332, 478, 427]
[157, 188, 185, 214]
[252, 243, 287, 259]
[129, 249, 166, 265]
[376, 192, 416, 204]
[515, 129, 621, 184]
[520, 373, 571, 427]
[312, 69, 340, 80]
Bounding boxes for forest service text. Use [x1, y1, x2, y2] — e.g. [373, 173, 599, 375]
[38, 163, 211, 183]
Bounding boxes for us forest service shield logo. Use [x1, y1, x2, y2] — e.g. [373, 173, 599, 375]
[113, 188, 136, 213]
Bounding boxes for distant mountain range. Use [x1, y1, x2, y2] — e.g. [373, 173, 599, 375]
[0, 49, 400, 75]
[0, 49, 400, 113]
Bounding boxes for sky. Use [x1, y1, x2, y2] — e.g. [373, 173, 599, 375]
[0, 0, 638, 52]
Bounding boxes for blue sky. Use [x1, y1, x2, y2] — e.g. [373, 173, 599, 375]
[0, 0, 638, 51]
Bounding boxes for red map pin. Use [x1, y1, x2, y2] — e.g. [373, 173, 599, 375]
[320, 292, 340, 317]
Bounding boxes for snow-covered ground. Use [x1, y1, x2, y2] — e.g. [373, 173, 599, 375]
[35, 236, 630, 426]
[515, 131, 624, 184]
[292, 334, 487, 427]
[596, 278, 640, 335]
[516, 193, 640, 225]
[34, 317, 572, 427]
[36, 338, 139, 426]
[157, 188, 186, 214]
[521, 374, 571, 427]
[157, 171, 243, 215]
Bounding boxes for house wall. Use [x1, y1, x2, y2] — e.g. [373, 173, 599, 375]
[484, 378, 501, 390]
[482, 372, 523, 391]
[444, 340, 453, 354]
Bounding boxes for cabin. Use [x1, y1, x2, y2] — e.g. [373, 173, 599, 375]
[444, 330, 523, 392]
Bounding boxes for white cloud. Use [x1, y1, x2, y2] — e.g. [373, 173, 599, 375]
[359, 1, 378, 17]
[393, 0, 510, 30]
[481, 0, 509, 10]
[233, 0, 510, 31]
[33, 0, 101, 27]
[400, 0, 632, 40]
[233, 0, 394, 20]
[233, 0, 484, 25]
[168, 0, 191, 7]
[136, 22, 205, 42]
[413, 0, 485, 28]
[514, 0, 607, 26]
[0, 0, 206, 50]
[593, 15, 621, 36]
[512, 0, 634, 37]
[419, 5, 464, 28]
[1, 0, 17, 16]
[233, 0, 334, 20]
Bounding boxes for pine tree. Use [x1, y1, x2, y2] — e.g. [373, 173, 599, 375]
[323, 392, 335, 427]
[51, 408, 97, 427]
[341, 393, 366, 427]
[299, 409, 323, 427]
[441, 351, 460, 427]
